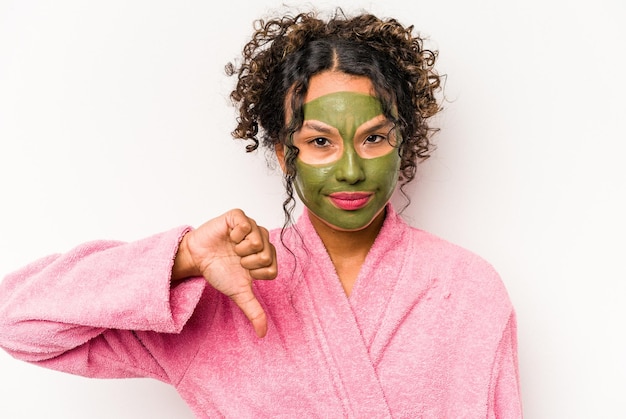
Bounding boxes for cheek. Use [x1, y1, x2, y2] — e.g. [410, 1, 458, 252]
[364, 153, 401, 189]
[294, 162, 335, 197]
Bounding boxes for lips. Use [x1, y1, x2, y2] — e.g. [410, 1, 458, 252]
[328, 192, 373, 210]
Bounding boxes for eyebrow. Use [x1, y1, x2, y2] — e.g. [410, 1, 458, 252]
[360, 118, 395, 134]
[302, 117, 393, 133]
[301, 121, 335, 134]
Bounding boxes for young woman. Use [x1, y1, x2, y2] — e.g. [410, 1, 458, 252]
[0, 9, 522, 418]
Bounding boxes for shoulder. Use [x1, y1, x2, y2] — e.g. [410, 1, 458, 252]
[402, 223, 513, 313]
[407, 226, 498, 275]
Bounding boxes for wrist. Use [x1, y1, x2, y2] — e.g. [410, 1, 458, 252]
[172, 231, 200, 281]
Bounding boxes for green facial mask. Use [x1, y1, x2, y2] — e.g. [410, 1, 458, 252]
[293, 91, 401, 231]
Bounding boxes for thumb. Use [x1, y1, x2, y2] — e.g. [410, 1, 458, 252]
[229, 289, 268, 338]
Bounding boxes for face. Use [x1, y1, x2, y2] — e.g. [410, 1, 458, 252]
[281, 71, 401, 231]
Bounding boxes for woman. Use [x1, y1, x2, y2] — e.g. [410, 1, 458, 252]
[0, 9, 522, 418]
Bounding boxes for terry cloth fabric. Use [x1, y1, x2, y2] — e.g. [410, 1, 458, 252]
[0, 205, 522, 418]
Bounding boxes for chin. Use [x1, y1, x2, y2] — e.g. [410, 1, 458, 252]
[309, 207, 386, 232]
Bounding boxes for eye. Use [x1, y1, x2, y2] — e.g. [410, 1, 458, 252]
[364, 134, 386, 145]
[308, 137, 331, 148]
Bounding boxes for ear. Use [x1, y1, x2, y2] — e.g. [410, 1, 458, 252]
[275, 143, 287, 173]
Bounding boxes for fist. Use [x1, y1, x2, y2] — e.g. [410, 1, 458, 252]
[172, 209, 277, 337]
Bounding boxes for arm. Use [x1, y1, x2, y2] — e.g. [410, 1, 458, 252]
[489, 311, 524, 418]
[0, 209, 276, 380]
[0, 226, 206, 379]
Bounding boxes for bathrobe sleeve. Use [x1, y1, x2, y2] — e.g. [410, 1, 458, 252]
[489, 312, 523, 418]
[0, 226, 207, 383]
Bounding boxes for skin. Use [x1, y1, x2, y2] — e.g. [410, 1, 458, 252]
[171, 72, 402, 337]
[173, 209, 277, 338]
[291, 89, 400, 232]
[277, 71, 402, 295]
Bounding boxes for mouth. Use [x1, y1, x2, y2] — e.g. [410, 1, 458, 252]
[328, 192, 373, 211]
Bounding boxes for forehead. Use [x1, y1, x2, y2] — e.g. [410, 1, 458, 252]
[302, 92, 383, 127]
[305, 71, 375, 103]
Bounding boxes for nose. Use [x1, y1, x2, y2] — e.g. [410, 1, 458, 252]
[335, 149, 365, 184]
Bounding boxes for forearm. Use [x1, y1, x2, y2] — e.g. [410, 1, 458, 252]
[0, 226, 204, 361]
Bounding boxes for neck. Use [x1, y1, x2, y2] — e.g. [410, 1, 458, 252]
[308, 209, 386, 254]
[307, 207, 387, 296]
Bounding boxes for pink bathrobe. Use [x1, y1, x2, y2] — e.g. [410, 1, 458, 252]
[0, 205, 522, 418]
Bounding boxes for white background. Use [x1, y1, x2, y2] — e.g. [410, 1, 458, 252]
[1, 0, 624, 417]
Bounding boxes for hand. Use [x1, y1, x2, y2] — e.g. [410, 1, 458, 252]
[172, 209, 277, 338]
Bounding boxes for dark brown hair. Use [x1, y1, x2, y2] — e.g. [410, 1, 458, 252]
[226, 8, 442, 227]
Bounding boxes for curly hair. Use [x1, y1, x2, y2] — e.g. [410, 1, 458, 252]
[225, 8, 442, 228]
